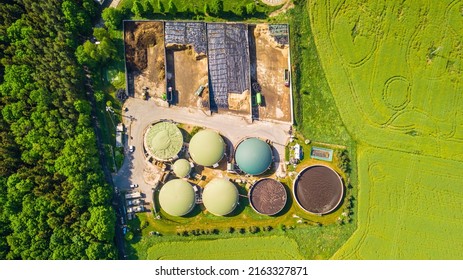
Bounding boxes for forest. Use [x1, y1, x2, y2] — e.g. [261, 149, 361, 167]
[0, 0, 116, 259]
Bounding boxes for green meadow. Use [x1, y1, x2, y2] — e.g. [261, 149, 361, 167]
[147, 236, 304, 260]
[308, 0, 463, 160]
[308, 0, 463, 259]
[333, 146, 463, 259]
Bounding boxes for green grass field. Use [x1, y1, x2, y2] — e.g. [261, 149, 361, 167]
[308, 0, 463, 160]
[126, 215, 356, 259]
[307, 0, 463, 259]
[288, 3, 352, 147]
[333, 146, 463, 259]
[147, 236, 304, 260]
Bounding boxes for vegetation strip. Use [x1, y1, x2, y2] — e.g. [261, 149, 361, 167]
[0, 0, 116, 259]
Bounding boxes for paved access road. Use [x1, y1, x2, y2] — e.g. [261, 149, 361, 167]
[112, 98, 291, 205]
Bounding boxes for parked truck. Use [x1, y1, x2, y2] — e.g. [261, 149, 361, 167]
[127, 199, 143, 206]
[284, 69, 290, 87]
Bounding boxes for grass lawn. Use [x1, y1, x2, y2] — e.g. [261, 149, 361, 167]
[308, 0, 463, 259]
[288, 2, 352, 147]
[125, 211, 357, 259]
[147, 236, 304, 260]
[307, 0, 463, 161]
[334, 146, 463, 259]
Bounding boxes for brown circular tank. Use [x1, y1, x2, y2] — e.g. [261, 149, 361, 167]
[293, 165, 344, 215]
[249, 178, 287, 215]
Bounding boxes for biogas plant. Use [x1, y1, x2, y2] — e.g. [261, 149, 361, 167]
[138, 121, 345, 222]
[116, 20, 350, 234]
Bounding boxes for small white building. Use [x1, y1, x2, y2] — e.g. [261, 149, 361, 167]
[294, 144, 302, 160]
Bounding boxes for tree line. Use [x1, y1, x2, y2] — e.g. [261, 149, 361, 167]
[0, 0, 116, 259]
[101, 0, 259, 26]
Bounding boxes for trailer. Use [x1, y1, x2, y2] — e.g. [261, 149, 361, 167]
[194, 84, 205, 96]
[167, 86, 173, 103]
[125, 191, 141, 200]
[256, 92, 262, 106]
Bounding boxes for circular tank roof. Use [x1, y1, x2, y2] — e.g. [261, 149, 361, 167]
[249, 178, 287, 215]
[202, 178, 238, 216]
[159, 179, 195, 216]
[235, 138, 273, 175]
[145, 122, 183, 161]
[293, 165, 344, 215]
[172, 159, 191, 178]
[189, 129, 224, 166]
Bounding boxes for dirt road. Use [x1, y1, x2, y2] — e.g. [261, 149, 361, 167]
[261, 0, 288, 6]
[110, 0, 121, 8]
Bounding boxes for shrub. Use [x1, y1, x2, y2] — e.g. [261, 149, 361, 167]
[204, 3, 210, 15]
[210, 0, 223, 16]
[131, 0, 144, 17]
[190, 126, 201, 136]
[102, 7, 125, 30]
[166, 0, 177, 15]
[125, 231, 134, 241]
[233, 5, 246, 17]
[246, 3, 256, 15]
[249, 226, 260, 234]
[157, 0, 164, 13]
[141, 221, 149, 229]
[336, 149, 351, 173]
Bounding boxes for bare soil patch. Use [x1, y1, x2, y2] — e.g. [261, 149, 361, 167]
[261, 0, 287, 6]
[124, 21, 165, 99]
[251, 24, 291, 122]
[269, 0, 294, 17]
[165, 44, 210, 110]
[227, 91, 250, 114]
